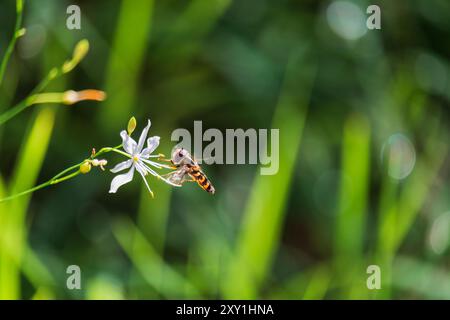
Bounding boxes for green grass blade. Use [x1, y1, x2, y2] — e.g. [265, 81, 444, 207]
[334, 114, 371, 298]
[0, 107, 55, 299]
[394, 140, 448, 250]
[302, 266, 331, 300]
[99, 0, 154, 131]
[112, 216, 201, 298]
[222, 49, 315, 299]
[0, 0, 24, 87]
[376, 129, 447, 298]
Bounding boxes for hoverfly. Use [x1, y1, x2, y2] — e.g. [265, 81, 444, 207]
[163, 147, 215, 194]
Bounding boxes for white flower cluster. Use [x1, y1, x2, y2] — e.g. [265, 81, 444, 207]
[109, 119, 179, 197]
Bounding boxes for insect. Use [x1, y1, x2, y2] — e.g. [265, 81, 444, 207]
[163, 147, 215, 194]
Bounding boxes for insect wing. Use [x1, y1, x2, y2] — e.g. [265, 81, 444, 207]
[165, 168, 188, 186]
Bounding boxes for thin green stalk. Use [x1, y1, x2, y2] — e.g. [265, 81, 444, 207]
[0, 69, 59, 126]
[49, 171, 80, 185]
[0, 99, 30, 126]
[0, 38, 90, 126]
[49, 162, 83, 181]
[0, 166, 82, 203]
[0, 145, 129, 203]
[0, 0, 24, 87]
[96, 146, 130, 159]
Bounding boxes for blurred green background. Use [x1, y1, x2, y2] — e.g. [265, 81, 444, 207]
[0, 0, 449, 299]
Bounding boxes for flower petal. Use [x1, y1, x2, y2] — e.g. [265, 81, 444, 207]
[120, 130, 137, 155]
[110, 159, 132, 173]
[141, 136, 160, 158]
[109, 166, 135, 193]
[136, 119, 151, 153]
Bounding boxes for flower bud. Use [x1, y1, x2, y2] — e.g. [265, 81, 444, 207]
[62, 90, 78, 104]
[62, 39, 89, 74]
[127, 117, 137, 135]
[80, 161, 92, 174]
[63, 90, 106, 105]
[92, 159, 107, 171]
[16, 28, 26, 38]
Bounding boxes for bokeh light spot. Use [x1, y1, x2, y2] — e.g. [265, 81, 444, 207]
[326, 1, 367, 40]
[429, 212, 450, 255]
[18, 24, 47, 59]
[381, 134, 416, 180]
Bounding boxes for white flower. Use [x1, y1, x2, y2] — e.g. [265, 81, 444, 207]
[109, 119, 177, 196]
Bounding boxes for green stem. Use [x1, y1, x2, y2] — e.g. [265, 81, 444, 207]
[0, 69, 60, 126]
[0, 166, 82, 203]
[49, 162, 84, 181]
[0, 145, 127, 203]
[0, 98, 29, 126]
[0, 35, 90, 126]
[0, 0, 24, 87]
[109, 148, 132, 159]
[92, 145, 130, 159]
[50, 171, 81, 185]
[0, 178, 57, 203]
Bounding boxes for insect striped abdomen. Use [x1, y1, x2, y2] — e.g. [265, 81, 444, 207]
[190, 166, 215, 194]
